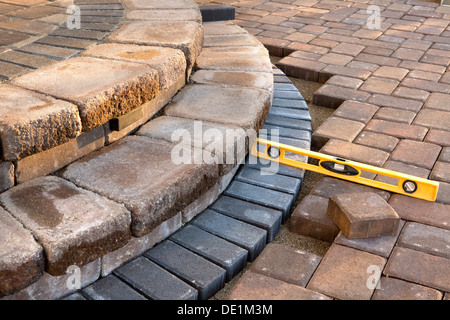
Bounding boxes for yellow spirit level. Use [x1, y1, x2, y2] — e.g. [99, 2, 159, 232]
[252, 138, 440, 202]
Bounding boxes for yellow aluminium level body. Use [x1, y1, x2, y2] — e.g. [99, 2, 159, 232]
[252, 138, 440, 202]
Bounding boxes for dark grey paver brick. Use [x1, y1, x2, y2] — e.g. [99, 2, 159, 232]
[225, 181, 295, 218]
[210, 195, 282, 242]
[273, 90, 304, 100]
[62, 292, 87, 300]
[192, 210, 267, 261]
[236, 166, 302, 195]
[246, 156, 306, 180]
[82, 274, 147, 300]
[114, 256, 197, 300]
[264, 114, 312, 131]
[272, 98, 309, 110]
[144, 240, 226, 300]
[170, 224, 248, 282]
[274, 83, 299, 91]
[269, 106, 312, 121]
[263, 124, 311, 141]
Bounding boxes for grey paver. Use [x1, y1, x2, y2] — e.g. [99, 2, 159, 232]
[210, 195, 282, 242]
[269, 106, 312, 121]
[82, 275, 147, 300]
[272, 98, 309, 110]
[264, 114, 312, 131]
[236, 166, 302, 195]
[224, 181, 295, 218]
[114, 256, 197, 300]
[144, 240, 226, 300]
[272, 90, 304, 100]
[263, 124, 311, 141]
[170, 224, 248, 282]
[192, 209, 267, 261]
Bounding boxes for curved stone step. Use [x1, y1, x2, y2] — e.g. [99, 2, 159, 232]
[0, 15, 277, 299]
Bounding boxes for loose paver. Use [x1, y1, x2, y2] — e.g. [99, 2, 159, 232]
[328, 192, 400, 239]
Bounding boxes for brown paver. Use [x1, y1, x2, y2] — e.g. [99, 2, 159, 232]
[384, 246, 450, 292]
[290, 195, 340, 243]
[312, 116, 365, 148]
[372, 277, 443, 300]
[398, 222, 450, 259]
[311, 177, 391, 202]
[390, 139, 442, 169]
[328, 192, 400, 239]
[365, 119, 428, 141]
[250, 243, 321, 287]
[320, 139, 389, 167]
[354, 131, 399, 153]
[334, 220, 404, 258]
[332, 100, 379, 124]
[307, 244, 386, 300]
[227, 271, 331, 300]
[389, 194, 450, 230]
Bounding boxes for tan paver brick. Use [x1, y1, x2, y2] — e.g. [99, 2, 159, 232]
[365, 119, 428, 141]
[250, 243, 321, 287]
[388, 194, 450, 230]
[372, 277, 443, 300]
[328, 192, 400, 239]
[227, 271, 331, 300]
[320, 139, 390, 167]
[290, 194, 340, 243]
[307, 244, 386, 300]
[384, 246, 450, 292]
[391, 139, 441, 169]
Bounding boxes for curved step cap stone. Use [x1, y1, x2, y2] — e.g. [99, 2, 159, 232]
[136, 115, 247, 176]
[107, 20, 203, 74]
[195, 46, 273, 73]
[164, 84, 271, 131]
[62, 136, 220, 237]
[11, 57, 160, 132]
[0, 84, 82, 160]
[126, 8, 202, 22]
[0, 176, 131, 276]
[122, 0, 198, 9]
[0, 207, 44, 298]
[81, 43, 187, 90]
